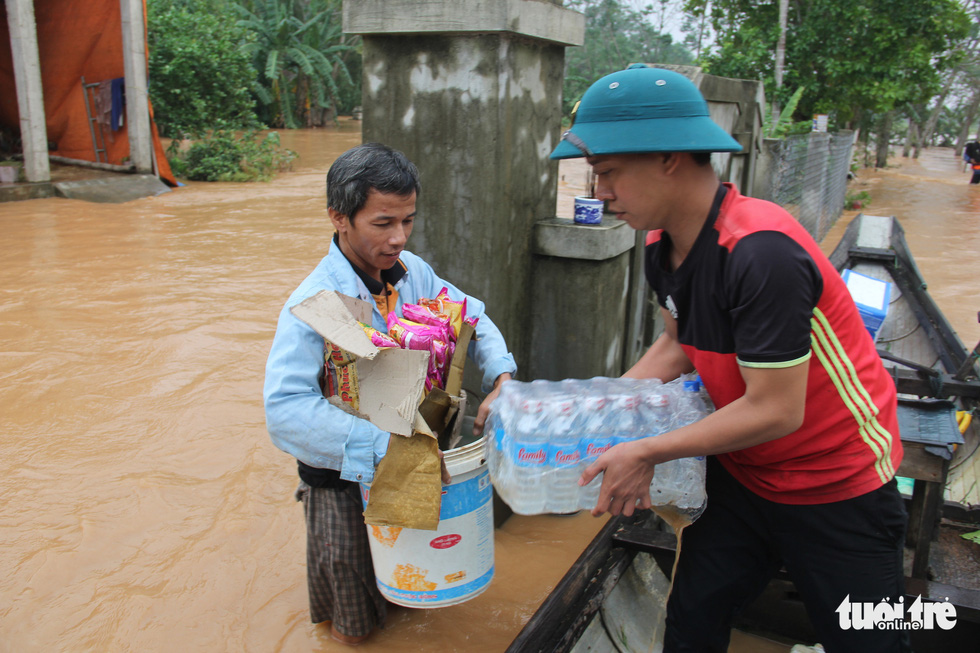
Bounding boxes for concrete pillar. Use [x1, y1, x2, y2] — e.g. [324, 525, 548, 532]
[344, 0, 584, 383]
[6, 0, 50, 182]
[119, 0, 153, 173]
[530, 219, 639, 379]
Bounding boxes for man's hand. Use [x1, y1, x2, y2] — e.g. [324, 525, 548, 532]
[580, 439, 657, 517]
[580, 360, 809, 518]
[472, 372, 513, 436]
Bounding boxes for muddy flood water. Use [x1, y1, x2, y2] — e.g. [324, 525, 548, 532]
[1, 122, 978, 652]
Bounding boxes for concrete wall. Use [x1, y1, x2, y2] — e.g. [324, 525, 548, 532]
[347, 0, 583, 390]
[530, 218, 638, 379]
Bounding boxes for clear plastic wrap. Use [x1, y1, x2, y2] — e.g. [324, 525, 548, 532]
[486, 375, 710, 520]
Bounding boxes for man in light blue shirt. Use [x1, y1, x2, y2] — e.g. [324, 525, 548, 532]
[263, 143, 516, 645]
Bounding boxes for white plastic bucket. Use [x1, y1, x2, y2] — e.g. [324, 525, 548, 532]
[361, 435, 494, 608]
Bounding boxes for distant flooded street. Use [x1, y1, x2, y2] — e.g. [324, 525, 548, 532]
[1, 123, 977, 652]
[823, 147, 980, 345]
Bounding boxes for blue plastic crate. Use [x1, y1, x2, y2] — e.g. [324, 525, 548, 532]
[842, 269, 891, 341]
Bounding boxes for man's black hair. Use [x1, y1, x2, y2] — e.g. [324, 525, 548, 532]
[327, 143, 421, 221]
[691, 152, 712, 167]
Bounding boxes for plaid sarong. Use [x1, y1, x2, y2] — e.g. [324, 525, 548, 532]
[295, 481, 387, 636]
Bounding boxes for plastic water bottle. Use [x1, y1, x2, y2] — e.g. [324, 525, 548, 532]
[486, 376, 711, 519]
[577, 393, 613, 510]
[485, 382, 519, 482]
[610, 389, 643, 445]
[506, 397, 548, 514]
[546, 394, 582, 513]
[677, 376, 709, 428]
[649, 377, 708, 514]
[638, 388, 670, 439]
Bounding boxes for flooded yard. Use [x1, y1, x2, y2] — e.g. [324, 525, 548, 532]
[1, 126, 977, 651]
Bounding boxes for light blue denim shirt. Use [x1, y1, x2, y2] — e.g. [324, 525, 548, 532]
[263, 243, 517, 483]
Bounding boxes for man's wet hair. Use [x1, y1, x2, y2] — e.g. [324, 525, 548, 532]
[327, 143, 421, 221]
[660, 152, 713, 167]
[691, 152, 712, 167]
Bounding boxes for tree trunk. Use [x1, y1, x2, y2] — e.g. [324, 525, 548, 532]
[857, 127, 872, 168]
[917, 71, 960, 153]
[875, 111, 893, 168]
[903, 120, 918, 158]
[770, 0, 788, 133]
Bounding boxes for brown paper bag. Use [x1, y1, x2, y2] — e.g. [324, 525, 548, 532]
[362, 432, 442, 530]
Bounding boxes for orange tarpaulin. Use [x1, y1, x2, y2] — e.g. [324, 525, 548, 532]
[0, 0, 176, 186]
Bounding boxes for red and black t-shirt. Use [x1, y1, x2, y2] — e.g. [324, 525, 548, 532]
[645, 183, 902, 504]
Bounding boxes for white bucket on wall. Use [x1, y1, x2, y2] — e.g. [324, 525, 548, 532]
[361, 435, 494, 608]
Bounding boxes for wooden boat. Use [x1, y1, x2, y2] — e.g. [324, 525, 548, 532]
[507, 214, 980, 652]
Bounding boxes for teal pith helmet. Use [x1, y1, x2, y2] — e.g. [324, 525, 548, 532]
[550, 65, 742, 160]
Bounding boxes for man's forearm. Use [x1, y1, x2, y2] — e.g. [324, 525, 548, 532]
[623, 331, 694, 382]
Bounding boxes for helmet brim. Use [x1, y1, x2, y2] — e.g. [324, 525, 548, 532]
[550, 115, 743, 160]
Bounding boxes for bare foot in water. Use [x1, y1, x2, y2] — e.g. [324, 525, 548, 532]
[330, 624, 371, 646]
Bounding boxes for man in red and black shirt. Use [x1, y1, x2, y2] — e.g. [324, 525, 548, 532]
[551, 65, 908, 652]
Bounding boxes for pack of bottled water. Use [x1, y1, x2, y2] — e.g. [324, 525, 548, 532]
[485, 375, 710, 519]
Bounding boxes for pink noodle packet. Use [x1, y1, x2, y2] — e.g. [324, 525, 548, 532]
[401, 303, 454, 344]
[418, 287, 466, 339]
[359, 323, 400, 348]
[428, 339, 451, 389]
[386, 313, 445, 352]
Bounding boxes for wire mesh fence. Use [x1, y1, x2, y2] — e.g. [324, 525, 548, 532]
[762, 130, 857, 242]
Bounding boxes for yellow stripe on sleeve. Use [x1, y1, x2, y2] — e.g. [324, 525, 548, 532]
[737, 351, 812, 369]
[810, 308, 896, 482]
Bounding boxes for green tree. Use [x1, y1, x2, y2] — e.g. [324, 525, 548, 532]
[686, 0, 970, 130]
[235, 0, 356, 128]
[912, 0, 980, 156]
[147, 0, 260, 138]
[563, 0, 695, 117]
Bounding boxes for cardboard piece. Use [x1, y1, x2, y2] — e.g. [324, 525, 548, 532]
[419, 321, 476, 450]
[421, 388, 467, 451]
[289, 289, 471, 529]
[356, 348, 431, 435]
[290, 290, 429, 436]
[445, 321, 475, 396]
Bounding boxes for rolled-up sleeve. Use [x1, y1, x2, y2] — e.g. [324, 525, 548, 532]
[462, 298, 518, 393]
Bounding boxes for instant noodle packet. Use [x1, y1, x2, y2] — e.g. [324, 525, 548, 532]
[402, 303, 454, 340]
[386, 313, 455, 391]
[360, 322, 400, 349]
[417, 288, 465, 339]
[325, 342, 360, 411]
[385, 313, 449, 352]
[428, 339, 451, 390]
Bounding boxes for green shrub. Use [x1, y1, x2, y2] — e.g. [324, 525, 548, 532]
[845, 190, 872, 210]
[168, 131, 296, 182]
